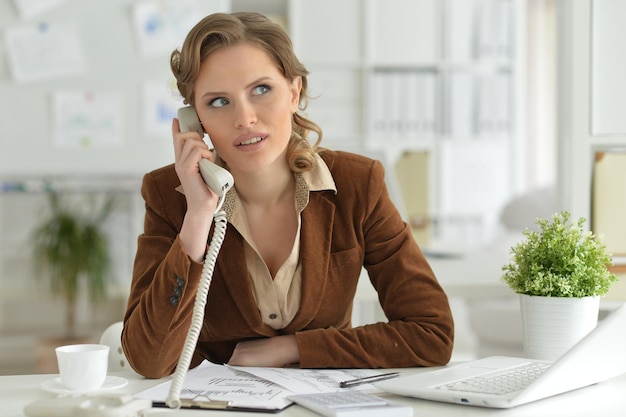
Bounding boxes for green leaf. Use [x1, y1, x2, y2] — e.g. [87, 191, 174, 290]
[501, 211, 618, 297]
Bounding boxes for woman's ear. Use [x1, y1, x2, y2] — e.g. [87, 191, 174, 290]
[289, 76, 302, 113]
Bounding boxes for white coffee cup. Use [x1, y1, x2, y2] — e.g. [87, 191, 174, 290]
[55, 344, 110, 391]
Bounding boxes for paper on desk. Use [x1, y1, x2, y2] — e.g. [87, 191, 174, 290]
[229, 365, 383, 393]
[135, 360, 385, 410]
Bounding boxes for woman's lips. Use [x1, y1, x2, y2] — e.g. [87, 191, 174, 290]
[237, 136, 265, 146]
[234, 132, 268, 148]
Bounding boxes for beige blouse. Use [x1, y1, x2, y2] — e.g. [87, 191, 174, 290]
[224, 154, 337, 329]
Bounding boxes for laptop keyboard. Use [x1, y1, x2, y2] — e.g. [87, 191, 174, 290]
[436, 362, 551, 395]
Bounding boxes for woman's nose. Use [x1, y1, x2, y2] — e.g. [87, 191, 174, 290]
[234, 101, 257, 128]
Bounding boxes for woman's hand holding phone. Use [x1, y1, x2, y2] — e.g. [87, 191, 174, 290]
[172, 117, 220, 263]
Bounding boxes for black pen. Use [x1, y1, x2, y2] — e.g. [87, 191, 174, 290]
[339, 372, 400, 388]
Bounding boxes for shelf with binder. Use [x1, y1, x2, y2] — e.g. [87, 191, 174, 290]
[444, 0, 515, 63]
[442, 68, 513, 140]
[301, 65, 364, 147]
[366, 70, 439, 144]
[440, 0, 517, 140]
[288, 0, 524, 246]
[365, 68, 514, 143]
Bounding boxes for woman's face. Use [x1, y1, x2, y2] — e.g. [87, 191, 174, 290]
[193, 42, 301, 175]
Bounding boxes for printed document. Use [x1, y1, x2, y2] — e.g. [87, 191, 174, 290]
[135, 360, 386, 411]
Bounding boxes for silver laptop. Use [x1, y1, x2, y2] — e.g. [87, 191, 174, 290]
[376, 303, 626, 408]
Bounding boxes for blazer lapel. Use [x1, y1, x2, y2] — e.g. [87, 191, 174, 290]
[215, 228, 275, 336]
[284, 192, 335, 332]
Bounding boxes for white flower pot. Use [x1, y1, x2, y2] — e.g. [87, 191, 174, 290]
[520, 294, 600, 361]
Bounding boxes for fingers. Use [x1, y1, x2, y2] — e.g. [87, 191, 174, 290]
[172, 118, 216, 203]
[172, 118, 211, 163]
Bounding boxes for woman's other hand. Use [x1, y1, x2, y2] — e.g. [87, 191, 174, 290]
[228, 335, 300, 367]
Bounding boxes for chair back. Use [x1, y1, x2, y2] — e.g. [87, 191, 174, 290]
[99, 321, 135, 373]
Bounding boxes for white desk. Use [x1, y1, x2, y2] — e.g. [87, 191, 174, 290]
[356, 247, 515, 302]
[426, 249, 514, 298]
[3, 368, 625, 417]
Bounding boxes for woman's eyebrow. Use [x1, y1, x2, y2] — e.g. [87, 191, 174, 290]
[246, 76, 273, 88]
[200, 77, 275, 99]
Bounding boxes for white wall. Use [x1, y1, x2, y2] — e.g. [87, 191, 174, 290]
[0, 0, 228, 176]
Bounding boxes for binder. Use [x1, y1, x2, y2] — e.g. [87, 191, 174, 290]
[394, 151, 430, 246]
[592, 151, 626, 258]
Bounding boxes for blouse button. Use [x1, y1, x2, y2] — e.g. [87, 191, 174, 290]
[269, 313, 277, 320]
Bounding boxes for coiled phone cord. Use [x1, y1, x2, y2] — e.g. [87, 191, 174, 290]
[165, 206, 228, 409]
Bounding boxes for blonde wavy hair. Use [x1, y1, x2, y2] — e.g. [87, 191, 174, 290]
[170, 12, 323, 173]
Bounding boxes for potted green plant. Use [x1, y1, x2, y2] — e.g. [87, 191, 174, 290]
[32, 191, 114, 341]
[501, 211, 618, 360]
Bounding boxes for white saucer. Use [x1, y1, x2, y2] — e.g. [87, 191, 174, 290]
[41, 375, 128, 395]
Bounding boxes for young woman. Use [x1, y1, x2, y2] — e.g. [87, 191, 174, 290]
[122, 11, 454, 379]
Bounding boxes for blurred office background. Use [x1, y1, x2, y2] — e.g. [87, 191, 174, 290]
[1, 0, 624, 374]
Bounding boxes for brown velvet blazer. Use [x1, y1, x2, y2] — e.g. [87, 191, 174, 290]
[122, 150, 454, 378]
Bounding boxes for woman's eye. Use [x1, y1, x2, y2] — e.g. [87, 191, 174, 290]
[210, 97, 229, 108]
[252, 85, 271, 96]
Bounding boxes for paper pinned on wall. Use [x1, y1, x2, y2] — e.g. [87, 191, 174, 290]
[12, 0, 66, 19]
[52, 91, 124, 149]
[131, 0, 212, 58]
[143, 80, 182, 138]
[4, 22, 85, 82]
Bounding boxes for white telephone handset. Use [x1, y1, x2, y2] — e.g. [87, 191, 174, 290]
[165, 107, 233, 409]
[177, 106, 234, 199]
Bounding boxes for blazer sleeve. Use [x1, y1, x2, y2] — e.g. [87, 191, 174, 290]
[121, 168, 206, 378]
[296, 156, 454, 368]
